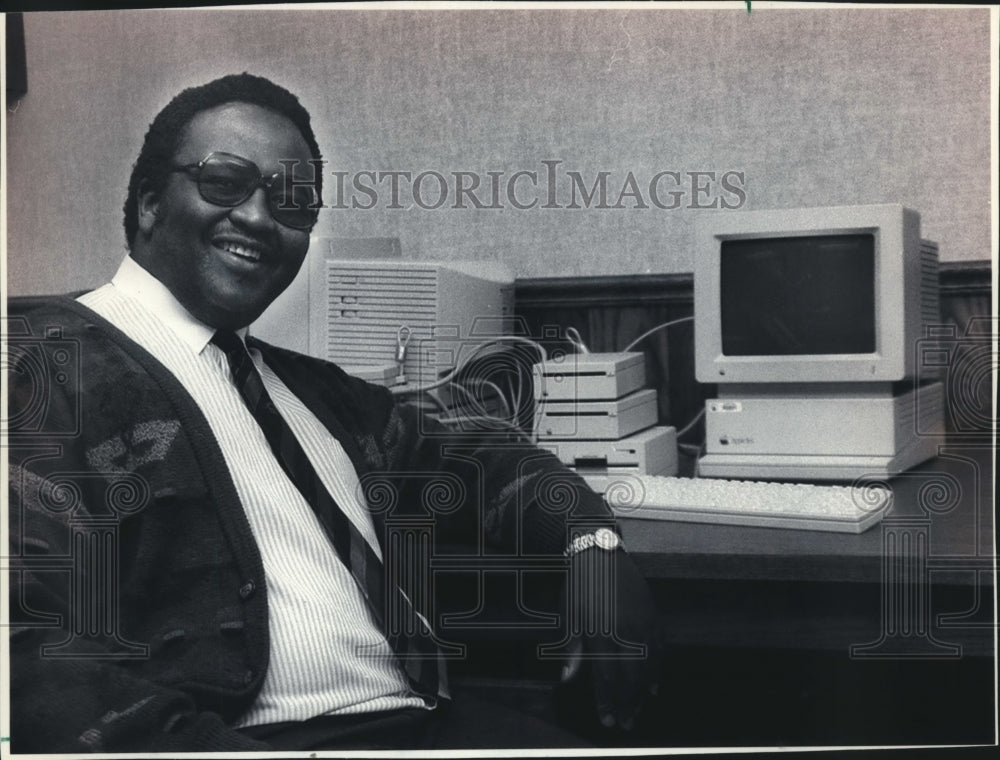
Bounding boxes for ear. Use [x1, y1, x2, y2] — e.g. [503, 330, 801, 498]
[136, 178, 161, 236]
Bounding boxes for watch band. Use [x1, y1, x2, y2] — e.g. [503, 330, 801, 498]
[564, 527, 623, 557]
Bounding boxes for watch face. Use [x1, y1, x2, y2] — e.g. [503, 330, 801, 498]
[595, 528, 619, 550]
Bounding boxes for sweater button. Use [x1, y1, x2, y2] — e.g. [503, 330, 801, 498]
[238, 580, 256, 600]
[243, 668, 256, 685]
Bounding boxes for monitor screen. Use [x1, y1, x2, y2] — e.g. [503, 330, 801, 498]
[719, 234, 876, 356]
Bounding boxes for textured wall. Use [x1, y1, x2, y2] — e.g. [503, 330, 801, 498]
[4, 6, 993, 296]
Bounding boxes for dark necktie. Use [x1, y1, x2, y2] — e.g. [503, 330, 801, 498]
[211, 330, 447, 700]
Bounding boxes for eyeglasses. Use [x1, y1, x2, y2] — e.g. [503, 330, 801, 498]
[170, 151, 321, 230]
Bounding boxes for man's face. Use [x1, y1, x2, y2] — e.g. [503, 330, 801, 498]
[135, 102, 316, 330]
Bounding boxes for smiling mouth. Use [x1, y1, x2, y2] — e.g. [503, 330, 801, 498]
[215, 239, 266, 263]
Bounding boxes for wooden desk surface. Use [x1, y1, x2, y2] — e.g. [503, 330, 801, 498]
[620, 444, 995, 585]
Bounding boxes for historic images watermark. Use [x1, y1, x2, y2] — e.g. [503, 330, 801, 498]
[280, 159, 747, 211]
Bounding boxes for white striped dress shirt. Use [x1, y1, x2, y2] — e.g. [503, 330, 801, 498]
[78, 256, 428, 727]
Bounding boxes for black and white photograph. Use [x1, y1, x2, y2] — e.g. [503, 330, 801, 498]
[2, 2, 997, 757]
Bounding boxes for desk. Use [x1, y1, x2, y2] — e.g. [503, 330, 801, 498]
[597, 444, 996, 747]
[618, 445, 995, 656]
[443, 447, 996, 747]
[621, 445, 994, 583]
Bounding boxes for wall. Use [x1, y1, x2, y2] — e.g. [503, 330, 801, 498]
[4, 6, 994, 296]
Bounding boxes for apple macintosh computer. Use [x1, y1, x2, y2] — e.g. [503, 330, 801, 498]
[693, 203, 945, 482]
[600, 203, 945, 533]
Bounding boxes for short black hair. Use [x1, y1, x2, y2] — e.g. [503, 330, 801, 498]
[122, 72, 323, 247]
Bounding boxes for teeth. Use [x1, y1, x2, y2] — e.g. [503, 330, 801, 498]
[219, 241, 262, 261]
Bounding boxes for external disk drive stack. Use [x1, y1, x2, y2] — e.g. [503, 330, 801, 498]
[533, 351, 677, 493]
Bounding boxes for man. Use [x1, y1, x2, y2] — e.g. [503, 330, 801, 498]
[8, 73, 660, 752]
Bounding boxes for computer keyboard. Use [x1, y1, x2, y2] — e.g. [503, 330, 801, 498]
[596, 474, 893, 533]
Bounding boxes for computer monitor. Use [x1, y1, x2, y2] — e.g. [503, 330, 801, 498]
[694, 204, 945, 481]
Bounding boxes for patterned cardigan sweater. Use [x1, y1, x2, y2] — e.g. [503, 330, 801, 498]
[7, 298, 614, 753]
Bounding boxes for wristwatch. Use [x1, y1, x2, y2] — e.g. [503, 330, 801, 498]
[564, 527, 624, 557]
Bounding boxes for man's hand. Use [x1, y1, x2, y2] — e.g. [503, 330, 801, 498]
[559, 545, 663, 731]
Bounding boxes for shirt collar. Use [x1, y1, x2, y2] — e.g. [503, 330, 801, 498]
[110, 255, 247, 354]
